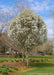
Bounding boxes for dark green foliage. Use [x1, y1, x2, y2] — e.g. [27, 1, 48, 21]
[45, 58, 48, 62]
[41, 59, 44, 62]
[12, 67, 18, 70]
[19, 59, 22, 62]
[31, 59, 36, 62]
[0, 59, 4, 63]
[8, 69, 14, 72]
[10, 59, 14, 62]
[18, 53, 26, 58]
[0, 59, 9, 63]
[10, 66, 18, 70]
[29, 59, 32, 62]
[29, 59, 36, 62]
[0, 68, 2, 73]
[19, 53, 22, 58]
[0, 64, 18, 74]
[48, 52, 52, 55]
[41, 53, 44, 56]
[5, 59, 8, 62]
[15, 59, 19, 62]
[2, 69, 8, 75]
[1, 64, 7, 68]
[36, 60, 40, 62]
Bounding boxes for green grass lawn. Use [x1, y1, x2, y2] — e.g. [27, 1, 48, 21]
[29, 55, 54, 58]
[0, 55, 54, 75]
[19, 56, 54, 75]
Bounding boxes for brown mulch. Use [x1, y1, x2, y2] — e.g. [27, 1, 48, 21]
[0, 62, 26, 67]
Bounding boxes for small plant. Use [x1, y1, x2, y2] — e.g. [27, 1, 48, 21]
[15, 59, 19, 62]
[5, 59, 8, 62]
[8, 69, 14, 72]
[41, 59, 44, 62]
[5, 67, 9, 70]
[45, 58, 48, 62]
[0, 68, 2, 73]
[10, 66, 18, 70]
[2, 69, 8, 75]
[36, 60, 40, 62]
[19, 59, 22, 62]
[1, 64, 7, 68]
[29, 59, 36, 62]
[29, 59, 32, 62]
[48, 52, 52, 55]
[0, 59, 4, 63]
[12, 67, 18, 70]
[10, 60, 14, 62]
[32, 59, 36, 62]
[41, 53, 44, 56]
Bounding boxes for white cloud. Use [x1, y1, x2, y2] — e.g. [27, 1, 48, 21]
[44, 18, 53, 38]
[30, 0, 54, 12]
[48, 28, 53, 34]
[28, 0, 33, 2]
[0, 5, 13, 12]
[44, 18, 53, 28]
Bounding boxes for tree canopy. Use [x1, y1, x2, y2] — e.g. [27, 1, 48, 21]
[8, 9, 47, 51]
[8, 9, 47, 67]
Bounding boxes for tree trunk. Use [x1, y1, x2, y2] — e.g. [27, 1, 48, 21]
[22, 53, 24, 62]
[22, 49, 25, 62]
[26, 51, 29, 68]
[26, 54, 29, 67]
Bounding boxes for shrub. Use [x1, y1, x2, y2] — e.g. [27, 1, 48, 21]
[45, 58, 48, 61]
[31, 59, 36, 62]
[19, 59, 22, 62]
[10, 66, 18, 70]
[48, 52, 52, 55]
[8, 69, 14, 72]
[1, 64, 7, 68]
[15, 59, 19, 62]
[18, 53, 22, 58]
[29, 59, 36, 62]
[0, 68, 2, 73]
[5, 59, 8, 62]
[36, 60, 40, 62]
[5, 67, 9, 70]
[2, 69, 8, 75]
[29, 59, 32, 62]
[41, 53, 44, 56]
[10, 60, 14, 62]
[12, 67, 18, 70]
[41, 59, 44, 62]
[0, 59, 4, 63]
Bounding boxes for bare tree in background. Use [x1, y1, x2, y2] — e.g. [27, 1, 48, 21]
[0, 0, 30, 33]
[49, 10, 54, 52]
[50, 11, 54, 18]
[0, 10, 13, 33]
[49, 10, 54, 33]
[0, 0, 30, 58]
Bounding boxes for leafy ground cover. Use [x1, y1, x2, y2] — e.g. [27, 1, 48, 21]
[0, 56, 54, 75]
[19, 56, 54, 75]
[0, 64, 18, 75]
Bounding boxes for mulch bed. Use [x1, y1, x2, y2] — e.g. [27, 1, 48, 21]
[0, 62, 26, 67]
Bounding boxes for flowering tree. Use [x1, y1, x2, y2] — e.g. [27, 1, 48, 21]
[8, 9, 47, 67]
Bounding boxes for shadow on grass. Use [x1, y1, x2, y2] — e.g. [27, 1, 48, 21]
[29, 62, 54, 68]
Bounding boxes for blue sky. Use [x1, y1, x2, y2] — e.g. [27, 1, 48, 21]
[0, 0, 54, 38]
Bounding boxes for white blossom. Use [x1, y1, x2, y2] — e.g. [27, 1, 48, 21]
[8, 9, 47, 51]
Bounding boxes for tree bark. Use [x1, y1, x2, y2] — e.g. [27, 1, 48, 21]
[22, 53, 24, 62]
[26, 54, 29, 67]
[26, 50, 29, 68]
